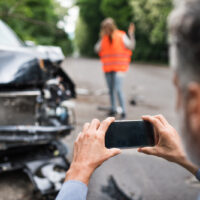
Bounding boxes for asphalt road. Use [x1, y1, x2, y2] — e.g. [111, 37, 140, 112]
[62, 58, 200, 200]
[0, 57, 199, 200]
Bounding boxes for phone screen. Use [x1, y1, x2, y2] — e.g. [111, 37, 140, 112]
[105, 120, 155, 148]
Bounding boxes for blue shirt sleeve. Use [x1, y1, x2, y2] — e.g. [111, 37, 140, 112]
[196, 168, 200, 182]
[56, 180, 88, 200]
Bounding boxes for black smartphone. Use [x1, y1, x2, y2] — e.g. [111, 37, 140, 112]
[105, 120, 155, 148]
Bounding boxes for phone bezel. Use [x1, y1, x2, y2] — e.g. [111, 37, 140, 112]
[105, 120, 155, 149]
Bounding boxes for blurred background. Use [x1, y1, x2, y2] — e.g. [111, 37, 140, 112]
[0, 0, 172, 62]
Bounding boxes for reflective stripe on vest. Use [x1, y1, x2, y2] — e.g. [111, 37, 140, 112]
[99, 30, 132, 72]
[101, 53, 131, 58]
[104, 62, 130, 66]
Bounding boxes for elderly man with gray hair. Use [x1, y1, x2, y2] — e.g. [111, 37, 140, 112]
[56, 0, 200, 199]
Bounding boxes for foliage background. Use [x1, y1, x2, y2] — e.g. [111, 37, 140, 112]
[75, 0, 104, 57]
[75, 0, 173, 62]
[0, 0, 173, 61]
[0, 0, 73, 55]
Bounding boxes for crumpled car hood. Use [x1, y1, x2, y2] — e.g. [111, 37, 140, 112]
[27, 45, 64, 63]
[0, 47, 45, 90]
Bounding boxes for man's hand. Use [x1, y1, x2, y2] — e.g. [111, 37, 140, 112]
[138, 115, 199, 175]
[65, 117, 121, 185]
[138, 115, 186, 164]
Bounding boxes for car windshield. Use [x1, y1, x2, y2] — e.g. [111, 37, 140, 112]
[0, 20, 24, 47]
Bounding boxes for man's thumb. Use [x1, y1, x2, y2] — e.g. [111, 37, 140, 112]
[109, 148, 121, 157]
[138, 147, 157, 156]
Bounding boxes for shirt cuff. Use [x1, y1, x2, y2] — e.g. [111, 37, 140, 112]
[195, 168, 200, 181]
[56, 180, 88, 200]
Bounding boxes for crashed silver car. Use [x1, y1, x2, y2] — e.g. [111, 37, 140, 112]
[0, 19, 76, 199]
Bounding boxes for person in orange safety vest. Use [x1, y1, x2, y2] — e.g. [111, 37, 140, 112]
[95, 18, 136, 119]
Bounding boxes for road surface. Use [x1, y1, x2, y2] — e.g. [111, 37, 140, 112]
[0, 57, 199, 200]
[63, 58, 200, 200]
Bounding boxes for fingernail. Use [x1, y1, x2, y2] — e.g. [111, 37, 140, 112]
[109, 117, 115, 121]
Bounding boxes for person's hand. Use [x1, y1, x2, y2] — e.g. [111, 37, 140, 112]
[100, 29, 105, 38]
[65, 117, 121, 185]
[138, 115, 186, 164]
[128, 22, 135, 36]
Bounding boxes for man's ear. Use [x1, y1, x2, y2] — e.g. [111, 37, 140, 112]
[186, 83, 200, 134]
[173, 73, 182, 110]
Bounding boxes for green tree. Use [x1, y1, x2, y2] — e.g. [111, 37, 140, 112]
[100, 0, 133, 31]
[76, 0, 172, 62]
[76, 0, 104, 56]
[75, 0, 134, 57]
[0, 0, 73, 55]
[130, 0, 173, 62]
[74, 16, 88, 55]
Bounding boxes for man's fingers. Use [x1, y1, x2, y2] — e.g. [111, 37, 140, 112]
[82, 122, 90, 132]
[74, 132, 83, 158]
[154, 130, 159, 145]
[142, 115, 152, 121]
[154, 115, 169, 126]
[142, 115, 163, 129]
[138, 147, 158, 156]
[89, 118, 100, 130]
[108, 148, 121, 157]
[98, 117, 115, 135]
[76, 132, 82, 142]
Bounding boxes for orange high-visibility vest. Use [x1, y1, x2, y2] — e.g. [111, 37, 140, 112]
[99, 30, 132, 73]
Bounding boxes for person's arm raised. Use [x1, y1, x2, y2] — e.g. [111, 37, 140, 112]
[138, 115, 198, 176]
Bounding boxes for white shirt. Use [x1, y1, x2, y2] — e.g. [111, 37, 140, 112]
[94, 33, 136, 53]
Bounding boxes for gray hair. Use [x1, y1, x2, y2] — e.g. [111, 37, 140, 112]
[169, 0, 200, 88]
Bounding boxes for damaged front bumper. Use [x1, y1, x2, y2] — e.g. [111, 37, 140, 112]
[0, 126, 73, 198]
[0, 125, 73, 143]
[25, 156, 69, 197]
